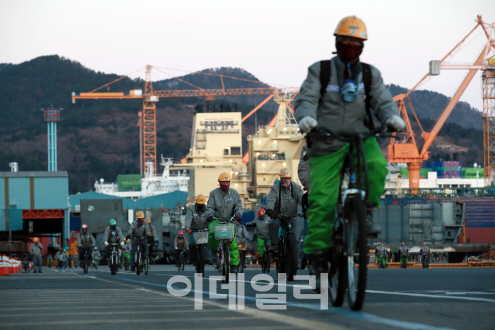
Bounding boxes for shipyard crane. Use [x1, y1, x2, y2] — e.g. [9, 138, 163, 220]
[72, 66, 298, 175]
[388, 15, 495, 193]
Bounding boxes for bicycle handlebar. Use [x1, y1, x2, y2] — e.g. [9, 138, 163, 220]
[306, 127, 394, 144]
[279, 212, 304, 219]
[211, 216, 236, 224]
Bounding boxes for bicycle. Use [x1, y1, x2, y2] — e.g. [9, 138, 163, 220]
[213, 216, 236, 283]
[109, 243, 120, 275]
[298, 229, 308, 270]
[82, 249, 90, 274]
[274, 213, 303, 282]
[134, 239, 144, 275]
[143, 243, 150, 275]
[92, 258, 98, 269]
[307, 127, 390, 311]
[177, 250, 185, 271]
[193, 228, 209, 277]
[261, 239, 271, 274]
[19, 254, 33, 273]
[422, 255, 430, 268]
[376, 254, 387, 269]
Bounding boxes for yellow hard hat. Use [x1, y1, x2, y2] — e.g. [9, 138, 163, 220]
[145, 218, 151, 224]
[218, 172, 231, 182]
[279, 167, 292, 178]
[195, 194, 206, 204]
[33, 237, 39, 243]
[334, 16, 367, 40]
[126, 239, 130, 243]
[136, 211, 145, 219]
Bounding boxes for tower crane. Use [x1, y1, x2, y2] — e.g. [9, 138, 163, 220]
[72, 66, 298, 175]
[388, 15, 495, 193]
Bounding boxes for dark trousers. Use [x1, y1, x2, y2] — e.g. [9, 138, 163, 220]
[131, 238, 148, 267]
[175, 248, 188, 263]
[78, 247, 93, 263]
[269, 218, 297, 246]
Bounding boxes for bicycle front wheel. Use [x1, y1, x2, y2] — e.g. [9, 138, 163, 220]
[197, 244, 205, 277]
[264, 245, 271, 273]
[136, 252, 141, 275]
[345, 197, 368, 311]
[223, 243, 230, 283]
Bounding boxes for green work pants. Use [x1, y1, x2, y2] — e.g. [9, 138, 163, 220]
[400, 254, 408, 265]
[257, 238, 269, 258]
[303, 137, 388, 254]
[377, 254, 388, 266]
[208, 220, 239, 266]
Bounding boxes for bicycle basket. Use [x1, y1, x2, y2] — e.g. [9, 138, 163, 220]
[214, 224, 235, 240]
[193, 231, 209, 245]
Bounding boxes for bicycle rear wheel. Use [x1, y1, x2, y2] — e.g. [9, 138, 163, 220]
[285, 233, 298, 281]
[136, 251, 141, 275]
[345, 197, 368, 311]
[238, 251, 245, 273]
[223, 243, 230, 283]
[19, 261, 32, 273]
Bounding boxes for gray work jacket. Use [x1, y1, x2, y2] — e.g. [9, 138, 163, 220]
[245, 217, 271, 240]
[30, 243, 43, 257]
[295, 57, 399, 157]
[77, 231, 96, 247]
[205, 187, 243, 222]
[104, 226, 124, 243]
[235, 223, 249, 242]
[185, 204, 208, 230]
[265, 181, 304, 217]
[128, 221, 151, 239]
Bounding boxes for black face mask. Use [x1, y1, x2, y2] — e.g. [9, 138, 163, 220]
[196, 204, 205, 212]
[111, 225, 116, 230]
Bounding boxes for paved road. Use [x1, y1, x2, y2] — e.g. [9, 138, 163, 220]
[1, 264, 494, 330]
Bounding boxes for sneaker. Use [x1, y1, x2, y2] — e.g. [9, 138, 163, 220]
[38, 270, 42, 273]
[205, 259, 213, 265]
[366, 207, 381, 238]
[309, 250, 328, 293]
[33, 271, 38, 273]
[268, 246, 278, 253]
[230, 265, 238, 273]
[130, 267, 135, 272]
[258, 258, 265, 265]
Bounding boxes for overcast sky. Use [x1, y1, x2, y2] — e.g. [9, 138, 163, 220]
[1, 0, 495, 112]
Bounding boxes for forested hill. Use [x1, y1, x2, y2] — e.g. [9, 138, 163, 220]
[0, 55, 484, 193]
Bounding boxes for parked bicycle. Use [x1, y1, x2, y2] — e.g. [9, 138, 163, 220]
[193, 227, 209, 277]
[19, 254, 33, 273]
[213, 216, 236, 283]
[307, 127, 391, 311]
[274, 212, 303, 282]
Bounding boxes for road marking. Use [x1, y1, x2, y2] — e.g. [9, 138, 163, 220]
[0, 304, 196, 311]
[0, 310, 222, 318]
[118, 277, 459, 330]
[366, 290, 495, 303]
[88, 276, 348, 330]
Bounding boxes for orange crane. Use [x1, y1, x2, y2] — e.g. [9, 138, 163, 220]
[72, 66, 297, 174]
[388, 16, 495, 193]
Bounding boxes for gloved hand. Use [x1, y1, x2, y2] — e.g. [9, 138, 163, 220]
[385, 115, 405, 132]
[120, 241, 124, 247]
[206, 215, 214, 223]
[298, 116, 318, 133]
[266, 209, 276, 219]
[104, 241, 109, 247]
[175, 247, 178, 250]
[185, 228, 192, 235]
[234, 213, 242, 222]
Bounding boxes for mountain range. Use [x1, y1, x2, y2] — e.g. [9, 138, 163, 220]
[0, 55, 484, 193]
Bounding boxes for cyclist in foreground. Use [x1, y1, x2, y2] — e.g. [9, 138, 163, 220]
[185, 194, 213, 265]
[294, 16, 405, 290]
[205, 172, 244, 273]
[127, 211, 150, 272]
[265, 167, 304, 254]
[104, 219, 125, 268]
[77, 224, 95, 269]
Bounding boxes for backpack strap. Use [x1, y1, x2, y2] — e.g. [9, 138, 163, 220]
[319, 60, 331, 101]
[361, 62, 375, 130]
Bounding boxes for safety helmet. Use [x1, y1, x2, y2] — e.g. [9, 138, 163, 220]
[195, 194, 206, 204]
[94, 246, 98, 250]
[136, 211, 145, 219]
[82, 224, 88, 230]
[178, 231, 183, 236]
[218, 172, 231, 182]
[33, 237, 39, 243]
[279, 167, 292, 178]
[334, 16, 368, 40]
[401, 242, 405, 245]
[257, 208, 266, 217]
[145, 218, 151, 224]
[109, 219, 117, 226]
[378, 242, 383, 245]
[422, 242, 426, 245]
[63, 248, 67, 251]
